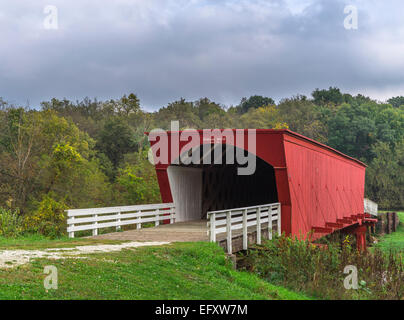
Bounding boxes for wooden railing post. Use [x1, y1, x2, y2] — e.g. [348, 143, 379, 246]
[209, 213, 216, 242]
[242, 209, 248, 250]
[256, 207, 261, 245]
[136, 211, 141, 229]
[278, 204, 282, 236]
[68, 213, 75, 238]
[226, 211, 232, 254]
[93, 214, 98, 236]
[268, 205, 273, 240]
[155, 208, 160, 227]
[116, 210, 121, 231]
[170, 207, 175, 224]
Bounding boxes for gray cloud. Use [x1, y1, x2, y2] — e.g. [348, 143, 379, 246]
[1, 0, 404, 110]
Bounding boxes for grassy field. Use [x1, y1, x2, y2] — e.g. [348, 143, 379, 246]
[0, 234, 125, 250]
[374, 211, 404, 252]
[0, 241, 310, 300]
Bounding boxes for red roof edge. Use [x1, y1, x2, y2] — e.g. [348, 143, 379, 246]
[145, 129, 367, 168]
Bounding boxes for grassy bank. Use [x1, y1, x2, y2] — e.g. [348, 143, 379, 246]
[374, 211, 404, 252]
[240, 235, 403, 300]
[0, 242, 309, 300]
[0, 234, 125, 250]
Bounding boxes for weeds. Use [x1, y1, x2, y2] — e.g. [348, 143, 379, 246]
[239, 234, 403, 300]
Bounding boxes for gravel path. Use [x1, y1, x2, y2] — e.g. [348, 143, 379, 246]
[0, 241, 170, 269]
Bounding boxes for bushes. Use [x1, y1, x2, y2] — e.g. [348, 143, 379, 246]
[24, 194, 68, 238]
[0, 208, 23, 238]
[240, 235, 403, 300]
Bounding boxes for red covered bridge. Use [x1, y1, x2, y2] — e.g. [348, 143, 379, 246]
[147, 129, 376, 251]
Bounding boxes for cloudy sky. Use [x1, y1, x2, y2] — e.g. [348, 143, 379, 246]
[1, 0, 404, 110]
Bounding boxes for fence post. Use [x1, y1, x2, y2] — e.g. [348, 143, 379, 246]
[278, 204, 282, 236]
[243, 209, 248, 250]
[116, 210, 121, 232]
[170, 206, 175, 224]
[226, 211, 232, 254]
[68, 212, 75, 238]
[268, 206, 273, 240]
[93, 214, 98, 236]
[256, 206, 261, 245]
[155, 208, 160, 227]
[209, 213, 216, 242]
[136, 211, 141, 229]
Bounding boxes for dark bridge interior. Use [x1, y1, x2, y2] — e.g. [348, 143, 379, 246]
[170, 144, 278, 220]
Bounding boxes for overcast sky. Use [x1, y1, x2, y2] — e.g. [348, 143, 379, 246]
[1, 0, 404, 110]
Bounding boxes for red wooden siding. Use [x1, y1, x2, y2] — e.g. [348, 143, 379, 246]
[146, 129, 366, 240]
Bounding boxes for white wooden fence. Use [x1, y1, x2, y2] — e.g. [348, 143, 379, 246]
[207, 203, 281, 254]
[364, 198, 378, 216]
[66, 203, 175, 238]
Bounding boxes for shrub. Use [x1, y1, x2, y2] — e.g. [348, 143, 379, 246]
[240, 234, 403, 300]
[0, 207, 24, 238]
[25, 194, 68, 238]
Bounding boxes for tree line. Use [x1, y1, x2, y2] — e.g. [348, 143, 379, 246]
[0, 87, 403, 236]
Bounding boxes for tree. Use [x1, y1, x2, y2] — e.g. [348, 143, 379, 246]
[278, 96, 328, 143]
[388, 96, 404, 108]
[240, 105, 288, 129]
[154, 98, 201, 129]
[195, 98, 225, 121]
[366, 140, 404, 209]
[312, 87, 344, 106]
[239, 95, 275, 114]
[96, 117, 136, 169]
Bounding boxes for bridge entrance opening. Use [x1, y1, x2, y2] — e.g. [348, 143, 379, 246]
[167, 145, 278, 222]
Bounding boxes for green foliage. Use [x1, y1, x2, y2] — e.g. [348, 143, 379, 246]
[239, 95, 275, 114]
[312, 87, 344, 106]
[25, 194, 68, 238]
[278, 96, 328, 143]
[327, 102, 404, 162]
[0, 208, 23, 238]
[366, 141, 404, 209]
[241, 235, 403, 300]
[374, 212, 404, 252]
[116, 150, 161, 204]
[388, 96, 404, 108]
[96, 117, 136, 169]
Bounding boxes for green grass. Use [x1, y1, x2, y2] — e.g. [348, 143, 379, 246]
[374, 211, 404, 252]
[0, 234, 125, 250]
[0, 242, 310, 300]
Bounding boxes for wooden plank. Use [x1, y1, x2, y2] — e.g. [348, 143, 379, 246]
[207, 203, 281, 215]
[242, 209, 247, 250]
[256, 207, 261, 245]
[210, 213, 216, 242]
[66, 203, 174, 217]
[226, 211, 232, 254]
[268, 205, 273, 240]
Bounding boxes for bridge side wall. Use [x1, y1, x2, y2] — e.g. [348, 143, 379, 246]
[282, 133, 366, 238]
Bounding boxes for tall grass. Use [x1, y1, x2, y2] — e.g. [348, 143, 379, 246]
[239, 235, 403, 300]
[0, 208, 23, 238]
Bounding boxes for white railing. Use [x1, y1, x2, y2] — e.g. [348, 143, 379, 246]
[66, 203, 175, 238]
[207, 202, 281, 254]
[364, 198, 378, 216]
